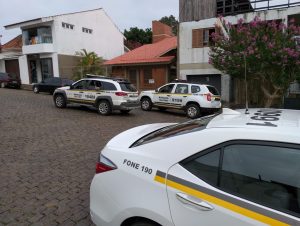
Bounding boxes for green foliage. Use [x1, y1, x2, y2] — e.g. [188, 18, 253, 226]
[73, 49, 104, 81]
[124, 27, 152, 47]
[209, 17, 300, 106]
[159, 15, 178, 35]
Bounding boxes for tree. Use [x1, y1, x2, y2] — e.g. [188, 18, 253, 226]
[209, 17, 300, 107]
[74, 49, 104, 80]
[124, 27, 152, 50]
[159, 15, 178, 35]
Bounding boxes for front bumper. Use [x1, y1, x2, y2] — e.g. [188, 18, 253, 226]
[114, 101, 140, 110]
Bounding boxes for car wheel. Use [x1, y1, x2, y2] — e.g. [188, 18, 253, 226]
[33, 86, 39, 94]
[54, 94, 67, 108]
[97, 100, 112, 116]
[130, 220, 160, 226]
[141, 97, 152, 111]
[186, 103, 201, 119]
[120, 110, 131, 114]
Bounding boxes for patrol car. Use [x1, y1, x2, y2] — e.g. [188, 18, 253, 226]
[139, 82, 221, 119]
[90, 108, 300, 226]
[53, 77, 139, 115]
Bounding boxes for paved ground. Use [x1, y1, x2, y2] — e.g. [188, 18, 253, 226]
[0, 88, 185, 226]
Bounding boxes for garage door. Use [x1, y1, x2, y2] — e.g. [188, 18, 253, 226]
[187, 74, 221, 94]
[5, 59, 20, 79]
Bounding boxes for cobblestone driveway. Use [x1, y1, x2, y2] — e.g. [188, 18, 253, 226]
[0, 88, 185, 226]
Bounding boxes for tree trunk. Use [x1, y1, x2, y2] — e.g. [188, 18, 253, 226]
[261, 85, 281, 108]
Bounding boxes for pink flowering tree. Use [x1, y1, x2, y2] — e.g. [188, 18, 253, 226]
[209, 17, 300, 107]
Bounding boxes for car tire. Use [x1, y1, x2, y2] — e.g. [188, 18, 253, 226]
[54, 94, 67, 108]
[186, 103, 201, 119]
[130, 220, 160, 226]
[97, 100, 112, 116]
[33, 86, 39, 94]
[141, 97, 152, 111]
[120, 110, 131, 114]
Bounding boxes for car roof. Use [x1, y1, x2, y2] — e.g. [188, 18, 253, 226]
[207, 108, 300, 132]
[167, 82, 214, 87]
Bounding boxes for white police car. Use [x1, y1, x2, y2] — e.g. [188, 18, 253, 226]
[90, 108, 300, 226]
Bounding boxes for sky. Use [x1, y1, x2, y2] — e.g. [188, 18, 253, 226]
[0, 0, 179, 44]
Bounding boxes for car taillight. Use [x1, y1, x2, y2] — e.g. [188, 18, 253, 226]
[206, 93, 212, 101]
[95, 154, 117, 174]
[115, 92, 128, 96]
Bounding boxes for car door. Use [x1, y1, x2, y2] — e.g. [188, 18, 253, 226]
[166, 141, 300, 226]
[153, 84, 175, 106]
[170, 84, 189, 109]
[66, 80, 89, 103]
[84, 80, 102, 104]
[39, 78, 52, 92]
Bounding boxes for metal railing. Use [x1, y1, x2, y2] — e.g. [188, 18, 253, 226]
[217, 0, 300, 16]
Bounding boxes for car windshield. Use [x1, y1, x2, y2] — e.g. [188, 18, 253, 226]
[207, 86, 219, 95]
[131, 114, 217, 148]
[119, 82, 137, 92]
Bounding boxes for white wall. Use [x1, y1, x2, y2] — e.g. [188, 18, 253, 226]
[19, 55, 29, 84]
[54, 9, 124, 60]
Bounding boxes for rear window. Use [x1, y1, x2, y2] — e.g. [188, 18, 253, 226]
[131, 115, 217, 148]
[102, 81, 117, 91]
[119, 82, 137, 92]
[207, 86, 219, 95]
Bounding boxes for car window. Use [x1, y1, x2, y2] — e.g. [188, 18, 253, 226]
[72, 80, 89, 90]
[221, 144, 300, 217]
[183, 149, 220, 186]
[44, 78, 53, 84]
[207, 86, 219, 95]
[175, 84, 189, 94]
[100, 81, 117, 91]
[88, 80, 102, 90]
[158, 84, 175, 93]
[62, 79, 73, 86]
[182, 142, 300, 217]
[131, 115, 216, 148]
[0, 73, 9, 79]
[191, 85, 201, 93]
[119, 82, 137, 92]
[52, 78, 62, 85]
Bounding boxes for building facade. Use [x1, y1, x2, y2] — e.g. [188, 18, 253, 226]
[178, 0, 300, 102]
[3, 8, 125, 86]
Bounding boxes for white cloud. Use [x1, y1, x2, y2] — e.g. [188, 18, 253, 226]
[0, 0, 178, 43]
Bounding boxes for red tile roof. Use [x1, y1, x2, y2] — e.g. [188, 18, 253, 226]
[105, 36, 177, 66]
[2, 35, 22, 50]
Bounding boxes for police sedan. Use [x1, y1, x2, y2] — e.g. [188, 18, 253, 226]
[90, 108, 300, 226]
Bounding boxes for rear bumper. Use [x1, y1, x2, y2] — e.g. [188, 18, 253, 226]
[113, 101, 140, 110]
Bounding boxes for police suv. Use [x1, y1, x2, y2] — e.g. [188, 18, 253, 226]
[53, 77, 139, 115]
[139, 82, 221, 119]
[90, 108, 300, 226]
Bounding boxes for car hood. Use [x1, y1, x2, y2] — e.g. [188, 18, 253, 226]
[106, 123, 176, 148]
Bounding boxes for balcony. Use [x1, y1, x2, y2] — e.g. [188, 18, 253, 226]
[217, 0, 300, 17]
[22, 26, 54, 54]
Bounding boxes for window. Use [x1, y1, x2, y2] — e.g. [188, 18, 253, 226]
[207, 86, 219, 95]
[175, 84, 189, 94]
[192, 28, 215, 48]
[184, 150, 220, 186]
[62, 22, 74, 30]
[102, 81, 117, 91]
[144, 69, 152, 84]
[40, 58, 53, 80]
[181, 142, 300, 217]
[129, 69, 137, 86]
[119, 82, 137, 92]
[88, 80, 102, 90]
[131, 115, 216, 148]
[73, 80, 89, 90]
[158, 84, 175, 93]
[82, 27, 93, 34]
[191, 85, 201, 93]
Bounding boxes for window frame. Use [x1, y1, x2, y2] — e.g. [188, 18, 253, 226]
[180, 140, 300, 217]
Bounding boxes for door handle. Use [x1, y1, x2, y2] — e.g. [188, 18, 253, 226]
[167, 95, 171, 97]
[176, 193, 214, 211]
[79, 91, 84, 93]
[183, 96, 187, 98]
